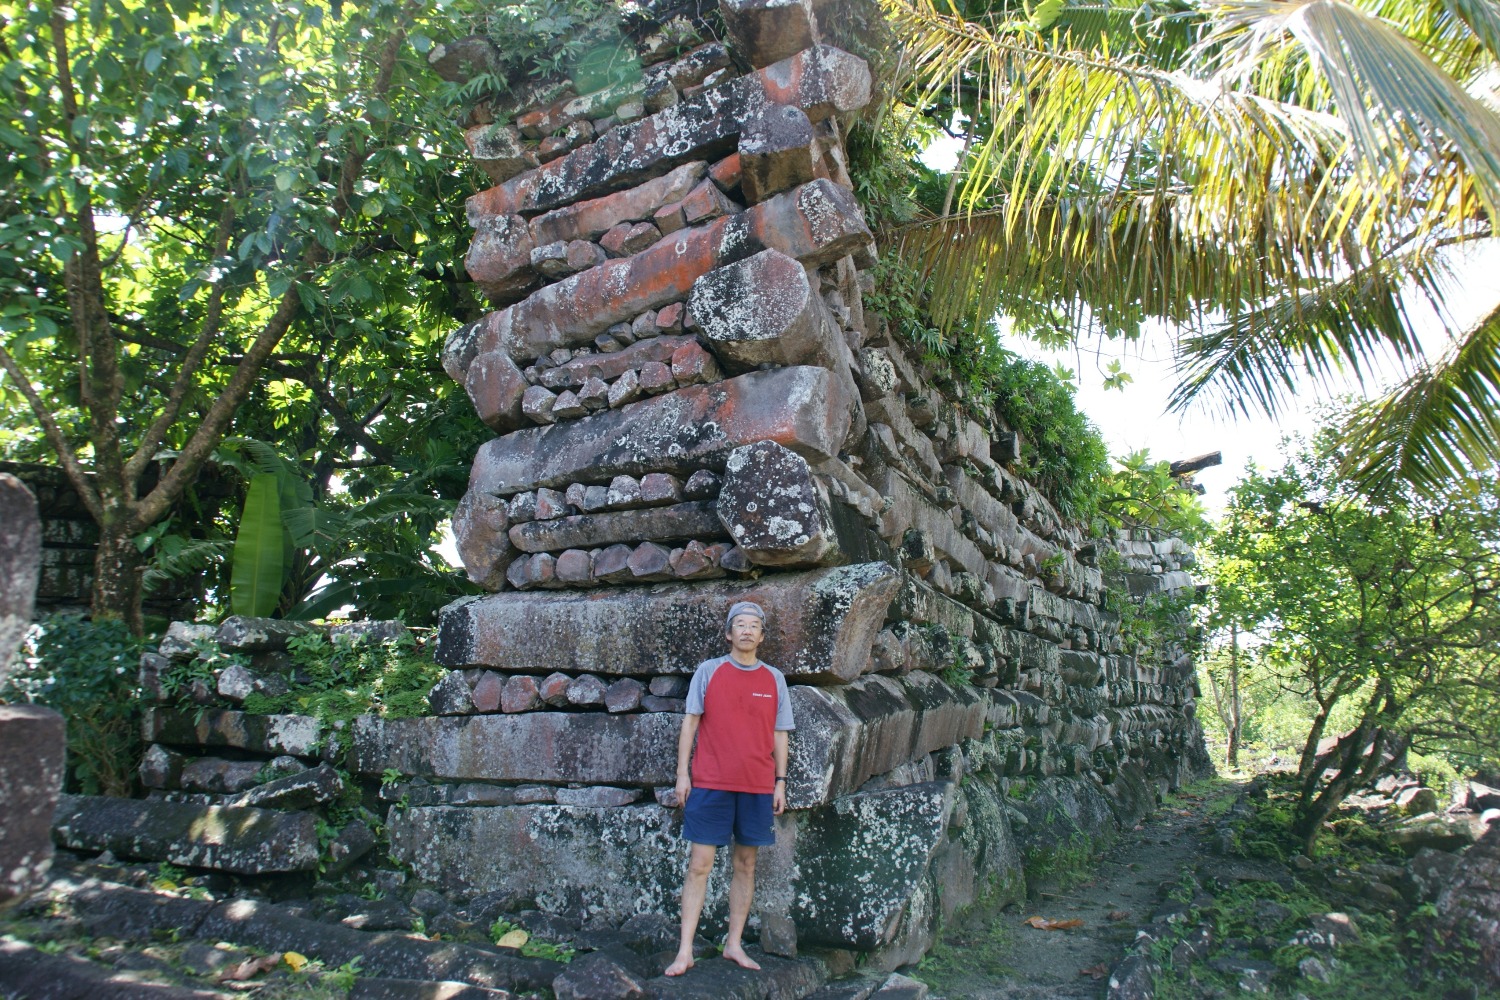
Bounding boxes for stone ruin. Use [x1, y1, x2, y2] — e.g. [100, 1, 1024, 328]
[376, 0, 1210, 967]
[39, 0, 1212, 987]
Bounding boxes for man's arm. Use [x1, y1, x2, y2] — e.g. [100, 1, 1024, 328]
[772, 729, 789, 815]
[675, 713, 701, 805]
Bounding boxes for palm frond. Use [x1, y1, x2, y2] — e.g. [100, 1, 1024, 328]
[1168, 244, 1452, 417]
[1339, 299, 1500, 491]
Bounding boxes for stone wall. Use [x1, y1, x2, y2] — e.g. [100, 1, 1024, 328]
[99, 0, 1211, 974]
[371, 0, 1207, 967]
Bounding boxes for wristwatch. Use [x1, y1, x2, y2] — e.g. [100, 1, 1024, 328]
[775, 776, 787, 783]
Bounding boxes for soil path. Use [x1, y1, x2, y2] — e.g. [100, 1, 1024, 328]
[918, 777, 1250, 999]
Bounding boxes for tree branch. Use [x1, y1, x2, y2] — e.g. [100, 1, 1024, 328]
[0, 342, 102, 520]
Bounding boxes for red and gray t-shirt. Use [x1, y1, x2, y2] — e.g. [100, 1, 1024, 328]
[685, 657, 795, 794]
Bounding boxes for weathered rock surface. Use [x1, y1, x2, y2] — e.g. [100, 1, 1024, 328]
[144, 708, 325, 758]
[1436, 823, 1500, 984]
[466, 46, 870, 219]
[0, 705, 65, 908]
[466, 366, 854, 498]
[351, 712, 681, 786]
[51, 795, 320, 873]
[435, 562, 899, 681]
[689, 249, 846, 375]
[509, 501, 725, 553]
[0, 473, 40, 682]
[717, 440, 840, 567]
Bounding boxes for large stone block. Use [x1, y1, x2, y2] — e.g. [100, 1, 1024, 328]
[739, 104, 817, 203]
[466, 46, 870, 219]
[464, 350, 531, 432]
[465, 213, 538, 302]
[467, 366, 854, 497]
[51, 795, 319, 873]
[455, 180, 873, 369]
[688, 249, 841, 373]
[452, 488, 517, 591]
[351, 712, 682, 785]
[144, 707, 325, 758]
[531, 161, 708, 246]
[0, 706, 65, 908]
[788, 673, 986, 805]
[0, 475, 39, 682]
[717, 440, 839, 566]
[434, 562, 899, 682]
[509, 500, 725, 553]
[722, 0, 819, 68]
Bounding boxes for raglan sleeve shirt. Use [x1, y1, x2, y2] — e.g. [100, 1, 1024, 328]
[684, 657, 794, 794]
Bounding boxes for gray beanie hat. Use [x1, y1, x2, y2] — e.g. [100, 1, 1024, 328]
[725, 601, 766, 630]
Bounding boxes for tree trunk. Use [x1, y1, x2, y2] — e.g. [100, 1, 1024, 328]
[1226, 625, 1242, 768]
[91, 520, 144, 634]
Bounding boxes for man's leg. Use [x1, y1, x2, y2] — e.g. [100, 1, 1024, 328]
[665, 842, 717, 976]
[721, 842, 762, 970]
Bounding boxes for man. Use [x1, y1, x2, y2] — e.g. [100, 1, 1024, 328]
[663, 600, 794, 977]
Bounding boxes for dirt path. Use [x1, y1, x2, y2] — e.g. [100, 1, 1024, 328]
[917, 777, 1250, 999]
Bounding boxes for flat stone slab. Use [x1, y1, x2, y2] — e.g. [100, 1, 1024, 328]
[350, 980, 516, 1000]
[434, 562, 899, 682]
[143, 707, 325, 758]
[510, 501, 724, 553]
[351, 712, 682, 787]
[467, 366, 854, 499]
[51, 794, 320, 874]
[0, 939, 229, 999]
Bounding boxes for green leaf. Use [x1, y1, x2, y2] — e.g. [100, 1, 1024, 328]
[231, 473, 287, 618]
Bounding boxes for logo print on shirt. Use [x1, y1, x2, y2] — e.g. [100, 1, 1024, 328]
[751, 692, 773, 698]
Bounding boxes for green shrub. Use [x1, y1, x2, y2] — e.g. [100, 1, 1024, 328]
[1, 614, 149, 795]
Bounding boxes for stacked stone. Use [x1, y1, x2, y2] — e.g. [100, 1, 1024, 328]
[52, 616, 403, 877]
[360, 0, 1210, 972]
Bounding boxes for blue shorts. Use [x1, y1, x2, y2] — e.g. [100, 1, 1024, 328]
[681, 788, 775, 847]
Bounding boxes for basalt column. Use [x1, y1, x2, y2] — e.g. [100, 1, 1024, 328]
[365, 0, 1211, 969]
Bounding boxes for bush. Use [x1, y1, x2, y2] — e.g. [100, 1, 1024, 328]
[1, 614, 148, 795]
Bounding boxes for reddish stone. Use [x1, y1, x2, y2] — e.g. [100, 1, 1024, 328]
[566, 240, 606, 272]
[529, 162, 707, 246]
[534, 487, 570, 520]
[655, 302, 685, 333]
[471, 671, 504, 712]
[565, 483, 588, 509]
[540, 671, 572, 707]
[628, 541, 673, 580]
[652, 200, 687, 235]
[604, 678, 646, 713]
[538, 335, 693, 390]
[452, 489, 515, 591]
[599, 220, 662, 257]
[551, 389, 587, 420]
[555, 548, 594, 584]
[465, 47, 871, 219]
[638, 361, 675, 395]
[464, 351, 531, 432]
[511, 502, 722, 553]
[567, 673, 608, 706]
[592, 543, 635, 583]
[640, 473, 684, 505]
[673, 539, 720, 579]
[681, 179, 740, 225]
[508, 552, 556, 590]
[455, 179, 875, 369]
[501, 675, 541, 713]
[670, 340, 722, 386]
[468, 366, 854, 496]
[709, 152, 742, 192]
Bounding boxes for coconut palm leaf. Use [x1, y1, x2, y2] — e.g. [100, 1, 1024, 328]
[1338, 300, 1500, 490]
[1167, 243, 1451, 418]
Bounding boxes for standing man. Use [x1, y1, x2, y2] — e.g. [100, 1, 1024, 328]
[664, 601, 794, 976]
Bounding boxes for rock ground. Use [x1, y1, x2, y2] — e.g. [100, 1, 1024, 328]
[915, 777, 1259, 999]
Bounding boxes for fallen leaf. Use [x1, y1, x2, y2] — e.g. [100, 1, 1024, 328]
[1079, 963, 1109, 980]
[496, 928, 530, 949]
[1024, 915, 1085, 930]
[283, 952, 308, 972]
[1106, 910, 1130, 921]
[219, 953, 282, 982]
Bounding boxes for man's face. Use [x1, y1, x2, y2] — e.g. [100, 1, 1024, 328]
[726, 613, 764, 654]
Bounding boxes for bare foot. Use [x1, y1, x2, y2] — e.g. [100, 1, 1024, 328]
[664, 954, 694, 977]
[721, 945, 761, 971]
